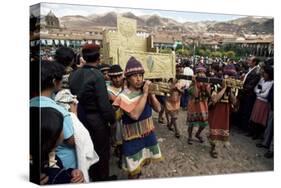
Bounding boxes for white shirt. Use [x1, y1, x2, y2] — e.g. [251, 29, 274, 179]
[254, 78, 273, 102]
[71, 113, 99, 182]
[182, 67, 194, 89]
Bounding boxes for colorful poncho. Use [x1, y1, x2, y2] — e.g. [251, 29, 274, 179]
[113, 88, 155, 141]
[107, 83, 123, 102]
[107, 83, 123, 145]
[113, 88, 162, 175]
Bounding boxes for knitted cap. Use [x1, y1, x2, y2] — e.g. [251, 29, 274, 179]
[124, 57, 144, 77]
[108, 64, 123, 76]
[195, 63, 206, 73]
[223, 64, 237, 76]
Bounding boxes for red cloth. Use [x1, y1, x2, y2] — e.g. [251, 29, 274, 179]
[208, 102, 230, 141]
[250, 99, 270, 126]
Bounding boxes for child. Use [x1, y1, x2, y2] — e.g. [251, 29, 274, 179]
[165, 79, 184, 138]
[107, 64, 124, 168]
[208, 64, 238, 158]
[113, 57, 162, 179]
[186, 64, 211, 145]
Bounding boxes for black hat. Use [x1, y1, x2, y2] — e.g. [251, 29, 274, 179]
[98, 63, 111, 72]
[108, 64, 123, 76]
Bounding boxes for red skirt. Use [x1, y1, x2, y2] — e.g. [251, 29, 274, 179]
[250, 99, 270, 126]
[208, 102, 230, 141]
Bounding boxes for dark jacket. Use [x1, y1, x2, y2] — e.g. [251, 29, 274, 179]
[243, 66, 261, 95]
[267, 84, 274, 111]
[69, 64, 115, 124]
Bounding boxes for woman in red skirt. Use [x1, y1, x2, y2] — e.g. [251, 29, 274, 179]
[250, 65, 273, 139]
[208, 64, 238, 158]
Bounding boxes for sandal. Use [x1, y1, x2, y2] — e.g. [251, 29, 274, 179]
[167, 124, 173, 131]
[128, 172, 142, 179]
[195, 134, 204, 143]
[187, 138, 193, 145]
[117, 159, 122, 169]
[158, 118, 164, 124]
[210, 150, 218, 158]
[175, 132, 180, 139]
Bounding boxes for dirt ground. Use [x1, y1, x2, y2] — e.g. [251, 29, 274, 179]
[109, 109, 273, 180]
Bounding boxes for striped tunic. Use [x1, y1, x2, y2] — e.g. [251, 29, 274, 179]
[113, 88, 162, 175]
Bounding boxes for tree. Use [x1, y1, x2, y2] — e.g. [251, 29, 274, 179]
[205, 49, 211, 57]
[175, 44, 183, 51]
[176, 49, 191, 57]
[159, 48, 173, 54]
[210, 51, 222, 58]
[198, 49, 205, 56]
[221, 43, 250, 58]
[225, 51, 236, 58]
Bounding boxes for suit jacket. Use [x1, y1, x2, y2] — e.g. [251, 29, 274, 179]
[243, 67, 261, 95]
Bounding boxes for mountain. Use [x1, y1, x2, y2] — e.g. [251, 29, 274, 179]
[122, 12, 146, 26]
[60, 15, 95, 29]
[90, 11, 117, 27]
[240, 18, 273, 34]
[207, 22, 241, 34]
[229, 16, 269, 26]
[207, 17, 273, 34]
[58, 12, 273, 35]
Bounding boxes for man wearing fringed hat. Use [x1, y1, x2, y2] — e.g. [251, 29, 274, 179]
[208, 64, 238, 158]
[186, 64, 211, 145]
[98, 63, 111, 85]
[113, 56, 163, 179]
[107, 64, 124, 102]
[106, 64, 124, 168]
[69, 44, 116, 181]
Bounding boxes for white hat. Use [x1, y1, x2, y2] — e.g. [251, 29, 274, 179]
[54, 89, 78, 111]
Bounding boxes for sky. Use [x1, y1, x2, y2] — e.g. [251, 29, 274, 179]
[30, 2, 250, 23]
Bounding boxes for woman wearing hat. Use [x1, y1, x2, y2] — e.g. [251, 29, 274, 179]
[113, 57, 162, 179]
[208, 64, 238, 158]
[186, 64, 211, 145]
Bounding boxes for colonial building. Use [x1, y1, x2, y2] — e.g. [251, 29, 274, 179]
[222, 37, 274, 57]
[40, 11, 60, 29]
